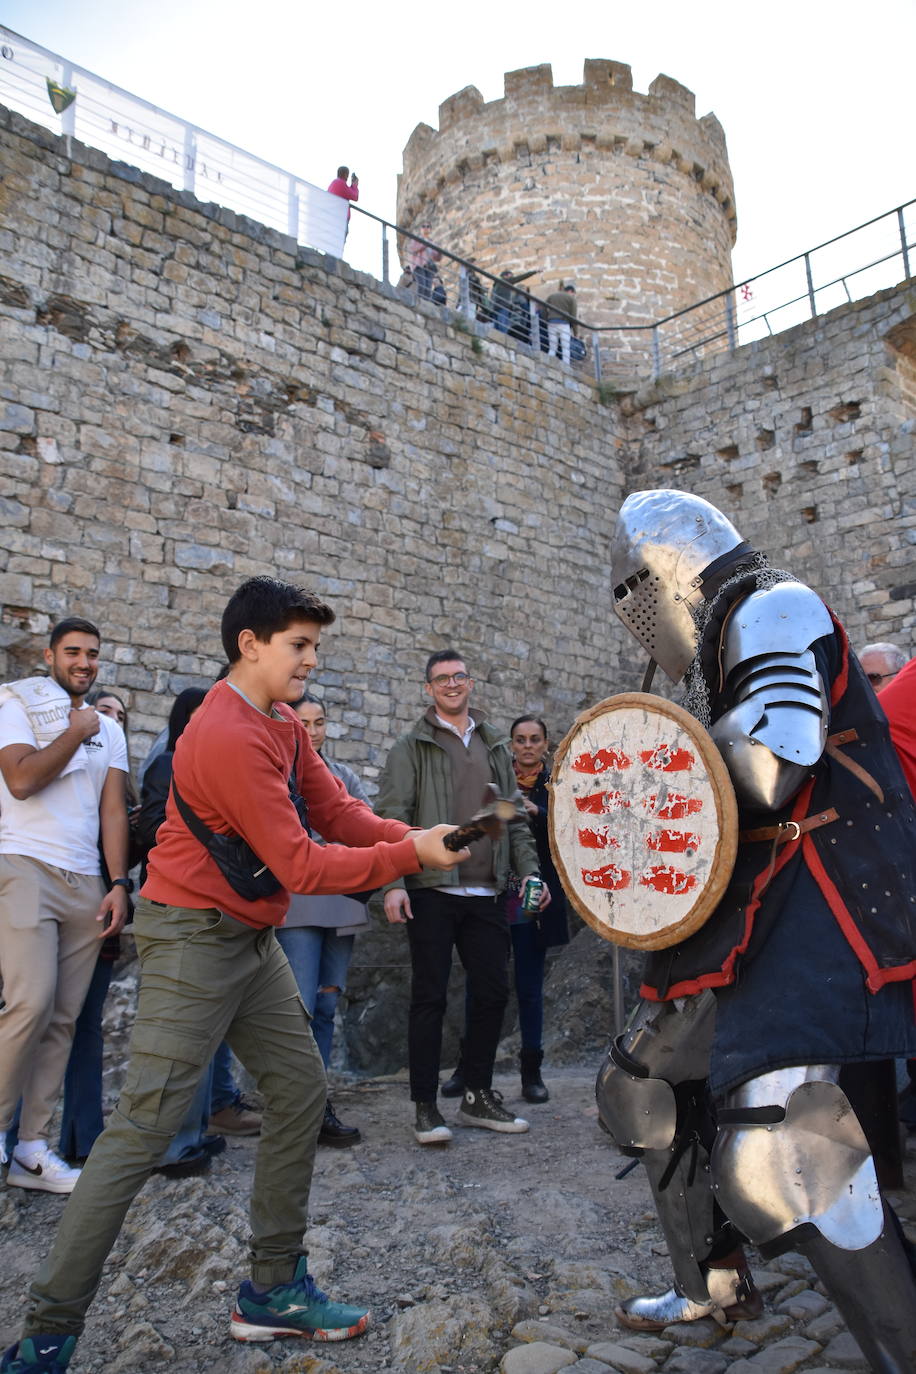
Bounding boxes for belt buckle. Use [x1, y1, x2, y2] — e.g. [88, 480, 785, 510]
[779, 820, 801, 843]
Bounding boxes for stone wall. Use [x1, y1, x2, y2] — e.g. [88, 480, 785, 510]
[1, 104, 914, 1070]
[397, 60, 736, 365]
[0, 103, 633, 782]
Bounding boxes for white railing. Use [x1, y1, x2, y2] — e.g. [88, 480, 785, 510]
[0, 25, 347, 258]
[2, 24, 912, 387]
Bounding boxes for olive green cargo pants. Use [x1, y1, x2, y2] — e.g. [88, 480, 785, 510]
[24, 899, 326, 1338]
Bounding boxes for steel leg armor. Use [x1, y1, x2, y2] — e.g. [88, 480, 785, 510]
[597, 993, 726, 1306]
[712, 1065, 916, 1372]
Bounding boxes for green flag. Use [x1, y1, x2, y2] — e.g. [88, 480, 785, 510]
[46, 78, 76, 115]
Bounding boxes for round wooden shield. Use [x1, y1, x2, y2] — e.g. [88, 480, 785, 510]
[549, 693, 738, 950]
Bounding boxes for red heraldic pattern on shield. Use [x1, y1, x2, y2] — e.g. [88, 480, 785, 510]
[549, 694, 737, 950]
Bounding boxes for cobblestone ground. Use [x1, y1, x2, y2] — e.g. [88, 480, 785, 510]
[0, 996, 911, 1373]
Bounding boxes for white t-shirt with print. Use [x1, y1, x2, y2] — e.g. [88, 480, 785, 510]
[0, 698, 128, 874]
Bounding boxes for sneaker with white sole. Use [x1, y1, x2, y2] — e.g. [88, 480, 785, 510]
[0, 1334, 77, 1371]
[413, 1101, 452, 1145]
[231, 1257, 369, 1342]
[457, 1087, 529, 1133]
[0, 1131, 7, 1167]
[7, 1145, 81, 1194]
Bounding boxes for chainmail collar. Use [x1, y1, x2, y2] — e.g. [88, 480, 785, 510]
[681, 552, 797, 727]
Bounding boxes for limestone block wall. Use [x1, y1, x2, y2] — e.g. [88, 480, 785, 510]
[0, 105, 632, 778]
[622, 283, 916, 649]
[398, 60, 736, 360]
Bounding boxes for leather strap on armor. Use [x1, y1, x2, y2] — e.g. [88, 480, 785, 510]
[825, 728, 885, 803]
[739, 809, 839, 846]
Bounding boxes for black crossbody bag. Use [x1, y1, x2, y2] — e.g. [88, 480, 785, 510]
[170, 744, 310, 903]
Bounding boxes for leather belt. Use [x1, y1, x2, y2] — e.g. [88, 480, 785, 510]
[739, 808, 839, 846]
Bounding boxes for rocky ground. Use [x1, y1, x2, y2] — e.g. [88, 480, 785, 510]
[0, 963, 912, 1374]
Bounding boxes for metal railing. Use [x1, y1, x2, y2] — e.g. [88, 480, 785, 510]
[0, 25, 347, 258]
[2, 24, 912, 387]
[357, 198, 915, 384]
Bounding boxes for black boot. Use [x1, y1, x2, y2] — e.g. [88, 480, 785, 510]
[441, 1040, 465, 1098]
[318, 1100, 361, 1148]
[520, 1048, 549, 1103]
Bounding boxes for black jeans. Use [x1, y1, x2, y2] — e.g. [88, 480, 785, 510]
[406, 889, 509, 1102]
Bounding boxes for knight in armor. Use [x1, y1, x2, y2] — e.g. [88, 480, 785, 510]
[597, 489, 916, 1373]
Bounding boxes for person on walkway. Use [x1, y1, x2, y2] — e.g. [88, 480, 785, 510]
[326, 165, 358, 242]
[376, 650, 545, 1145]
[597, 490, 916, 1369]
[406, 225, 441, 301]
[277, 692, 372, 1147]
[0, 619, 130, 1197]
[2, 577, 468, 1373]
[545, 283, 577, 364]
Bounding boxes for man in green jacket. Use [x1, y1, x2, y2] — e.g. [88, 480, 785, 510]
[376, 650, 545, 1145]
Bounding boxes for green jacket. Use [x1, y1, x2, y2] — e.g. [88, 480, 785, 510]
[375, 709, 540, 892]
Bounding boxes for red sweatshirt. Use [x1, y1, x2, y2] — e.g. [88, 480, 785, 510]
[142, 681, 418, 928]
[327, 177, 358, 219]
[878, 656, 916, 799]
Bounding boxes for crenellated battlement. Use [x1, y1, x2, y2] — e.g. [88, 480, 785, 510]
[398, 60, 737, 356]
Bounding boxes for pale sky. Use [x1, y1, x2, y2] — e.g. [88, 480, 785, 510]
[2, 0, 914, 293]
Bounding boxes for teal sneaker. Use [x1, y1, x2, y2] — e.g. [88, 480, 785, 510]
[0, 1336, 77, 1372]
[230, 1258, 370, 1343]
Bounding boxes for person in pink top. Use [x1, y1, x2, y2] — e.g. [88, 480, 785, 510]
[327, 165, 358, 241]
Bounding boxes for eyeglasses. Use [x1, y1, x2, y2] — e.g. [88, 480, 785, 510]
[428, 672, 470, 686]
[866, 672, 893, 686]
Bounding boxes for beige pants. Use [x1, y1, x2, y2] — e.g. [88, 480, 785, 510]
[0, 854, 104, 1140]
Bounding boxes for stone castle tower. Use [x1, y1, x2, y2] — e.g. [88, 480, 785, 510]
[398, 60, 737, 353]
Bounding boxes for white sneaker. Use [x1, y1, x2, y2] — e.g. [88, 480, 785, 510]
[7, 1144, 82, 1194]
[0, 1131, 7, 1167]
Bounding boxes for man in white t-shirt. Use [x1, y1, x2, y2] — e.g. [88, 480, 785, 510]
[0, 617, 130, 1193]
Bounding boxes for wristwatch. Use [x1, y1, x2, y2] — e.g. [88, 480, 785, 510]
[111, 877, 134, 893]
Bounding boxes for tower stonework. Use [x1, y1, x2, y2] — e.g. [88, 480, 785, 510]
[398, 60, 737, 355]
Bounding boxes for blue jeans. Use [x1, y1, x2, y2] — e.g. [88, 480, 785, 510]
[510, 920, 546, 1052]
[58, 956, 115, 1160]
[159, 1057, 214, 1164]
[210, 1039, 240, 1114]
[275, 926, 355, 1069]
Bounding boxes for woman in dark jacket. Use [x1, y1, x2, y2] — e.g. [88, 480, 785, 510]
[136, 688, 206, 883]
[503, 715, 569, 1101]
[442, 715, 570, 1105]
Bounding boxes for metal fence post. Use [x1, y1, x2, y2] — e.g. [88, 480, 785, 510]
[724, 291, 737, 352]
[287, 179, 299, 240]
[652, 325, 661, 381]
[183, 125, 196, 195]
[804, 251, 817, 318]
[459, 265, 471, 318]
[60, 62, 76, 138]
[898, 206, 911, 282]
[593, 331, 602, 382]
[529, 297, 538, 345]
[382, 224, 390, 284]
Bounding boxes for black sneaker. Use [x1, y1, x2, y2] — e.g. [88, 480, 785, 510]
[440, 1069, 465, 1098]
[414, 1101, 452, 1145]
[153, 1146, 211, 1178]
[457, 1087, 529, 1133]
[318, 1101, 361, 1148]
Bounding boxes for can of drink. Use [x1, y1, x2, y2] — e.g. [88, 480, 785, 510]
[521, 876, 544, 915]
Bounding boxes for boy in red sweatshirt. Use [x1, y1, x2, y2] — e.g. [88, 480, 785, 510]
[4, 577, 467, 1374]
